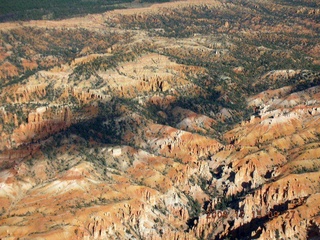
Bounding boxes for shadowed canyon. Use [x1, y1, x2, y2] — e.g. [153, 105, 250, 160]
[0, 0, 319, 239]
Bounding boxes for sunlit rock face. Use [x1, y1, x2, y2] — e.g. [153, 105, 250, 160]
[0, 0, 319, 239]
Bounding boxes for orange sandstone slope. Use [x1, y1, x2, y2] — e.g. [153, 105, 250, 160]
[0, 0, 320, 239]
[1, 82, 319, 240]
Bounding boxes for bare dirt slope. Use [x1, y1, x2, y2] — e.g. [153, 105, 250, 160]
[0, 0, 319, 239]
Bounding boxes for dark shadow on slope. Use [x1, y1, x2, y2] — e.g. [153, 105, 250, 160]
[307, 220, 320, 240]
[65, 98, 138, 145]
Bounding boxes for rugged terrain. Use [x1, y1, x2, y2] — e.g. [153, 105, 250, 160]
[0, 0, 319, 239]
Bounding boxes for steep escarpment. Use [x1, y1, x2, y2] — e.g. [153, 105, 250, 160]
[0, 0, 319, 239]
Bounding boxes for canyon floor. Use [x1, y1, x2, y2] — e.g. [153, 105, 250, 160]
[0, 0, 319, 239]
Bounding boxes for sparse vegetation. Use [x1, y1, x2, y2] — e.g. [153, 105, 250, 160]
[186, 195, 202, 218]
[0, 0, 133, 22]
[0, 0, 319, 239]
[293, 166, 319, 174]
